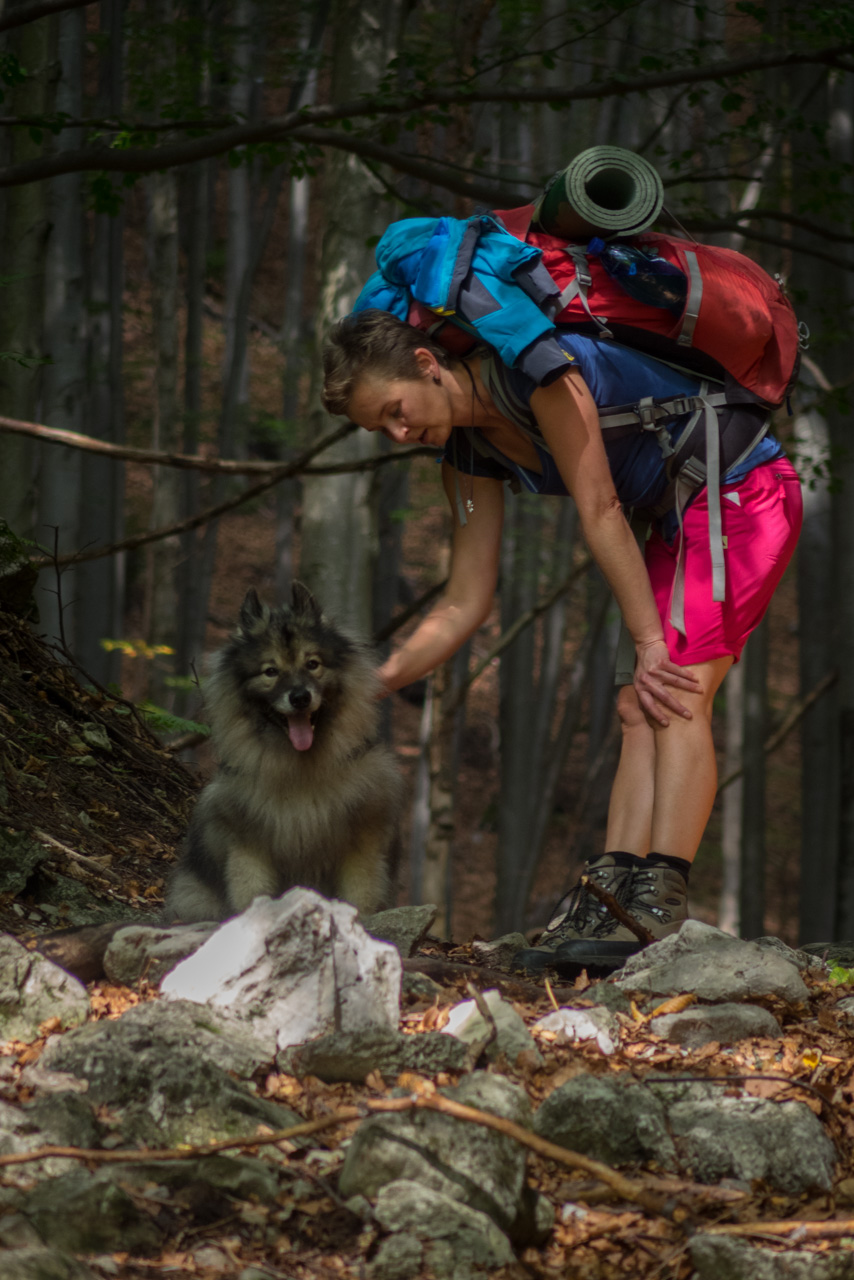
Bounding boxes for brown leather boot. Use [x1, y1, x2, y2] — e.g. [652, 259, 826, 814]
[511, 855, 635, 976]
[553, 860, 688, 976]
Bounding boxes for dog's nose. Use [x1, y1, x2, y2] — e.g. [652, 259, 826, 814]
[289, 687, 312, 711]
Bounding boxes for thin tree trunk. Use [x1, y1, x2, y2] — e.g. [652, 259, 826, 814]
[37, 4, 85, 648]
[0, 8, 51, 541]
[796, 407, 838, 942]
[77, 0, 125, 686]
[719, 658, 744, 935]
[739, 620, 768, 937]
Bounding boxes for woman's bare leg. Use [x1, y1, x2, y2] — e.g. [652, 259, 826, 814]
[604, 684, 656, 856]
[648, 655, 733, 859]
[605, 656, 733, 862]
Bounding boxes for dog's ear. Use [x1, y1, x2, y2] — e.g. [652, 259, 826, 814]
[291, 580, 323, 622]
[238, 588, 270, 635]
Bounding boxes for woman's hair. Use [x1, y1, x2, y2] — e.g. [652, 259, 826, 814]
[321, 309, 452, 416]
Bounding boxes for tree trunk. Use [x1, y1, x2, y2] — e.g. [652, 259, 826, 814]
[36, 5, 85, 649]
[298, 0, 397, 632]
[0, 8, 51, 541]
[739, 619, 768, 938]
[77, 0, 125, 686]
[796, 407, 838, 943]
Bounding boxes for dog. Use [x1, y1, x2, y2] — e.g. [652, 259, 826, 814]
[164, 583, 403, 923]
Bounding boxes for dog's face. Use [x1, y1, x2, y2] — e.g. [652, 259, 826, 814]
[226, 584, 356, 752]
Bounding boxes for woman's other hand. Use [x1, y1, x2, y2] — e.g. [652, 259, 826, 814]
[634, 639, 701, 726]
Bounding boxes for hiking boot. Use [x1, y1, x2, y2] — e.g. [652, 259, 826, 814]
[553, 861, 688, 977]
[511, 855, 634, 976]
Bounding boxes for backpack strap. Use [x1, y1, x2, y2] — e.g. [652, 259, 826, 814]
[556, 246, 615, 338]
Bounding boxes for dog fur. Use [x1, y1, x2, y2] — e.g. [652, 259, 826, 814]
[164, 583, 403, 923]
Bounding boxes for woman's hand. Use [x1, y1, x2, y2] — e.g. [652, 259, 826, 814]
[634, 639, 701, 726]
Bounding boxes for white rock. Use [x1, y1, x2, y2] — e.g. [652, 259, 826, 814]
[160, 888, 401, 1053]
[532, 1006, 618, 1055]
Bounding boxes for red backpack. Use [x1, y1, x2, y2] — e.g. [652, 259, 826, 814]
[491, 203, 802, 407]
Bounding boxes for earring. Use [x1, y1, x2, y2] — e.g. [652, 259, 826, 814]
[432, 375, 441, 385]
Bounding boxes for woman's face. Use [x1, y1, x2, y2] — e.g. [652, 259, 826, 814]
[347, 366, 453, 449]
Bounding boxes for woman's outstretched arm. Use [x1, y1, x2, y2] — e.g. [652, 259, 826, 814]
[378, 465, 504, 693]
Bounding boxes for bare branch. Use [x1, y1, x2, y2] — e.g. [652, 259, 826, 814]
[0, 43, 850, 188]
[0, 0, 96, 35]
[717, 670, 838, 793]
[0, 412, 435, 476]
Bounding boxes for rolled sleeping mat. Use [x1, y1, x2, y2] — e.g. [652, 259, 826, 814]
[532, 145, 665, 241]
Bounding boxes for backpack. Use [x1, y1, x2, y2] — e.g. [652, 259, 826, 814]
[356, 208, 803, 409]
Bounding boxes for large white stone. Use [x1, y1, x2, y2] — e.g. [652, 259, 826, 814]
[160, 888, 401, 1053]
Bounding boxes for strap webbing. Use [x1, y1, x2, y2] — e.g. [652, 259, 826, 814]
[678, 249, 703, 347]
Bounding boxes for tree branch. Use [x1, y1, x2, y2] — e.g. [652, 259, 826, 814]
[0, 0, 97, 35]
[0, 412, 434, 476]
[717, 670, 838, 793]
[0, 43, 850, 188]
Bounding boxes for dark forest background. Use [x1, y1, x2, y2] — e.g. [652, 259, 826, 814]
[0, 0, 852, 943]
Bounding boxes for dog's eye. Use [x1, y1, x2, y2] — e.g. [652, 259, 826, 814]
[305, 658, 321, 672]
[262, 666, 278, 678]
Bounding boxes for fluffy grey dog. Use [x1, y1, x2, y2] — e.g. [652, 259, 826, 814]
[165, 583, 403, 923]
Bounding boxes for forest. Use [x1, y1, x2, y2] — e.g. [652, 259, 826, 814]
[0, 0, 853, 948]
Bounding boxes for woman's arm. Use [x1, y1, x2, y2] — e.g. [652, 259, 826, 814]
[531, 371, 699, 725]
[378, 464, 504, 693]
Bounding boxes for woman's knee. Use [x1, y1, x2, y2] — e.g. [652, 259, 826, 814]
[616, 685, 653, 737]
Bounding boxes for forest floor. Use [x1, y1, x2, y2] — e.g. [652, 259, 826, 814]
[0, 584, 840, 1280]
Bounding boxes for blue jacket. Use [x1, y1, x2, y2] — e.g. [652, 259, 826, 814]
[354, 214, 563, 374]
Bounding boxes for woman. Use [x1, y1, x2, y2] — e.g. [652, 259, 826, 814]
[321, 308, 802, 974]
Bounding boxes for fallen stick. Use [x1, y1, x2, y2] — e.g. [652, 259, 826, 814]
[707, 1219, 854, 1241]
[580, 874, 655, 946]
[0, 1091, 675, 1215]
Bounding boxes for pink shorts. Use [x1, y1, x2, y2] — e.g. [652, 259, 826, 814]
[645, 459, 803, 667]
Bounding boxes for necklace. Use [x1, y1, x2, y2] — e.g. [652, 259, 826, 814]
[461, 362, 478, 515]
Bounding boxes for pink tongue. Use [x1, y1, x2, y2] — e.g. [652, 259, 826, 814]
[287, 711, 315, 752]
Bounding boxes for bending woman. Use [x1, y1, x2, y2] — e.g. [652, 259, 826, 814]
[321, 309, 802, 974]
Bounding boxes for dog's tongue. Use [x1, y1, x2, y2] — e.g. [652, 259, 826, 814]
[287, 711, 314, 752]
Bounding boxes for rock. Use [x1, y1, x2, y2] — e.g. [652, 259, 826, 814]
[362, 905, 438, 957]
[442, 989, 543, 1067]
[103, 922, 219, 985]
[754, 936, 828, 972]
[160, 889, 401, 1054]
[41, 1009, 301, 1148]
[0, 935, 89, 1044]
[470, 934, 529, 970]
[279, 1027, 469, 1082]
[534, 1074, 675, 1168]
[836, 997, 854, 1021]
[400, 970, 444, 1000]
[123, 1153, 281, 1205]
[614, 921, 809, 1004]
[690, 1234, 854, 1279]
[0, 832, 49, 898]
[532, 1005, 619, 1055]
[373, 1179, 515, 1276]
[369, 1232, 424, 1280]
[663, 1090, 835, 1194]
[42, 998, 272, 1080]
[18, 1168, 163, 1254]
[582, 981, 633, 1014]
[339, 1071, 544, 1245]
[650, 1002, 782, 1047]
[0, 1247, 97, 1280]
[800, 942, 854, 969]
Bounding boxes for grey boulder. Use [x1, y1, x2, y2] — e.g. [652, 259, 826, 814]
[614, 921, 808, 1004]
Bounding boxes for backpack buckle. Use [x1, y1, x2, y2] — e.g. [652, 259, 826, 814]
[635, 397, 659, 428]
[636, 397, 675, 459]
